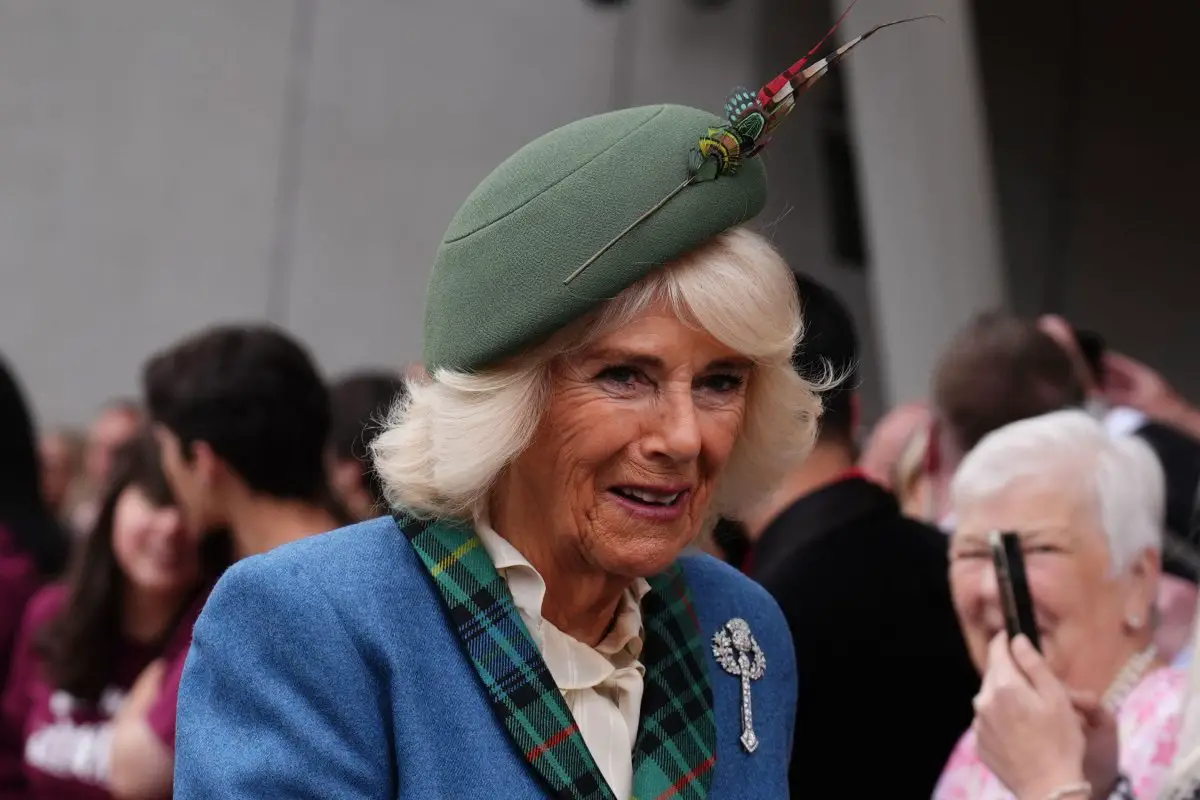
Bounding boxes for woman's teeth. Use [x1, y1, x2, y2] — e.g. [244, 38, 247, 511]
[615, 488, 682, 506]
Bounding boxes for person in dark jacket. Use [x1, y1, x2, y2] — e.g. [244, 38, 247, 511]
[745, 274, 979, 798]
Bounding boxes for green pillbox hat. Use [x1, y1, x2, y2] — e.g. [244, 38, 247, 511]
[421, 13, 924, 372]
[423, 104, 768, 373]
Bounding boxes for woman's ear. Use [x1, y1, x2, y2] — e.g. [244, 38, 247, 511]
[1123, 548, 1163, 631]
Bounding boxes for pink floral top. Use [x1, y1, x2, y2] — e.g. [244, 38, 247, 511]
[934, 667, 1186, 800]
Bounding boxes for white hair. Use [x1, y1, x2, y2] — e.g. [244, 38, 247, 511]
[372, 227, 826, 521]
[951, 408, 1165, 573]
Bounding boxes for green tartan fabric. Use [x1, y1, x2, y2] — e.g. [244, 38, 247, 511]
[393, 512, 716, 800]
[631, 567, 717, 800]
[394, 512, 608, 800]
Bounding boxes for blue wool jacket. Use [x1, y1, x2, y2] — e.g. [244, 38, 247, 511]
[173, 516, 796, 798]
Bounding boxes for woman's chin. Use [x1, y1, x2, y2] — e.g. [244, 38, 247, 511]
[593, 539, 690, 579]
[131, 578, 193, 599]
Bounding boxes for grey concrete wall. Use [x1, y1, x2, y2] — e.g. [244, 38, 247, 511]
[281, 0, 625, 375]
[0, 0, 296, 426]
[3, 0, 1196, 432]
[0, 0, 770, 428]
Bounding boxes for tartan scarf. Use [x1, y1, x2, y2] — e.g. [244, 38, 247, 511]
[393, 512, 717, 800]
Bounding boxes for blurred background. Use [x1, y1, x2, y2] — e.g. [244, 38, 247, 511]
[0, 0, 1194, 428]
[2, 5, 1199, 795]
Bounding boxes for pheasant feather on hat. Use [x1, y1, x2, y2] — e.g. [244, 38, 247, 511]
[564, 0, 940, 285]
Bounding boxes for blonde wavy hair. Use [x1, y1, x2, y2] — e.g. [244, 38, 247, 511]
[372, 227, 826, 523]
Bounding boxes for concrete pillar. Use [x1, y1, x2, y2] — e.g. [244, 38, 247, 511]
[832, 0, 1006, 406]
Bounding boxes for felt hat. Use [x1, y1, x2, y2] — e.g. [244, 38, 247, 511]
[423, 104, 766, 373]
[422, 9, 933, 373]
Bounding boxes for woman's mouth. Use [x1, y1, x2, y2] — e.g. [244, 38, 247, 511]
[608, 486, 691, 522]
[143, 546, 186, 571]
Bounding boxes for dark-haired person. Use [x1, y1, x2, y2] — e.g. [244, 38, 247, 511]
[744, 274, 979, 798]
[929, 312, 1088, 529]
[103, 324, 342, 797]
[0, 435, 230, 798]
[328, 371, 407, 521]
[72, 402, 143, 536]
[0, 356, 70, 702]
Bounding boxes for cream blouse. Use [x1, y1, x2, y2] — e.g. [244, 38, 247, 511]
[476, 516, 650, 800]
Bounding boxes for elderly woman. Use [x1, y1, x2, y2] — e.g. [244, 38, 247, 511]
[934, 409, 1186, 800]
[162, 29, 895, 789]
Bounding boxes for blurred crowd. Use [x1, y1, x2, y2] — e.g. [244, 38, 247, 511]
[2, 275, 1200, 798]
[705, 295, 1200, 799]
[0, 330, 407, 799]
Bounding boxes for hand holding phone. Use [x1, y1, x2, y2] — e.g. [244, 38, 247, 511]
[989, 531, 1041, 652]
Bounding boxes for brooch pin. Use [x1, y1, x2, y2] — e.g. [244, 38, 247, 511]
[712, 617, 767, 753]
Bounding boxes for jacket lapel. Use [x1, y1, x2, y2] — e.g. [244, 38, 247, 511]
[393, 512, 615, 800]
[632, 564, 717, 800]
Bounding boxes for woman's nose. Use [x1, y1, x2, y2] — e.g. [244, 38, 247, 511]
[646, 388, 702, 463]
[970, 563, 1011, 631]
[977, 562, 1000, 601]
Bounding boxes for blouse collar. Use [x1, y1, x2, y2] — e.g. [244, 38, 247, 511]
[474, 511, 650, 690]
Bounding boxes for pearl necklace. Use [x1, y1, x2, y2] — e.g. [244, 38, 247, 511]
[1101, 645, 1158, 714]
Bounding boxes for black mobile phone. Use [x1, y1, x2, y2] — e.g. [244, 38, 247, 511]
[989, 531, 1040, 651]
[1073, 327, 1107, 385]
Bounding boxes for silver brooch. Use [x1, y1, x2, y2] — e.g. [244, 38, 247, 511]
[712, 617, 767, 753]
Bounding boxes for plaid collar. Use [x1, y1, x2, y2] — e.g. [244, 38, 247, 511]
[393, 512, 717, 800]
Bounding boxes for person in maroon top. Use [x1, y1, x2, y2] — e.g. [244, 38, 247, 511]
[0, 355, 72, 796]
[103, 326, 341, 797]
[0, 355, 71, 586]
[0, 433, 231, 799]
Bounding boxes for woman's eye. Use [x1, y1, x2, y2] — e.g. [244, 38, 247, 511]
[700, 373, 745, 394]
[951, 550, 988, 561]
[597, 365, 645, 387]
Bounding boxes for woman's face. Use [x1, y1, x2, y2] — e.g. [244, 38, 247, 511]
[111, 485, 200, 597]
[505, 303, 752, 579]
[949, 478, 1156, 694]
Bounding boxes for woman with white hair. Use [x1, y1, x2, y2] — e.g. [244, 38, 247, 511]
[158, 26, 903, 790]
[935, 409, 1185, 800]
